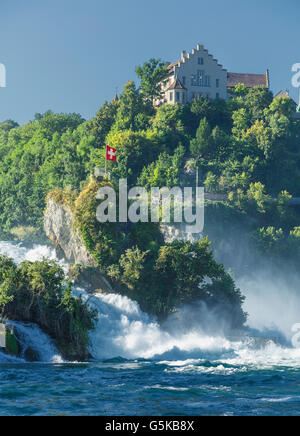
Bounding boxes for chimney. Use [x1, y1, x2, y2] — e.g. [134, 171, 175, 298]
[181, 50, 186, 60]
[197, 44, 203, 50]
[266, 69, 270, 89]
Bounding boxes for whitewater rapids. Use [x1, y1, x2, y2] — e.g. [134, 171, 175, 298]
[0, 241, 300, 369]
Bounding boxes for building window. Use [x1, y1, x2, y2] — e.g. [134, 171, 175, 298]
[176, 92, 180, 101]
[216, 92, 220, 99]
[197, 70, 204, 87]
[182, 76, 186, 85]
[198, 57, 204, 65]
[169, 92, 173, 101]
[191, 74, 197, 86]
[216, 79, 220, 88]
[205, 75, 210, 87]
[182, 93, 185, 103]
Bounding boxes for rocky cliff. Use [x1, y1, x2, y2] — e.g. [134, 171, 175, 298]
[44, 198, 96, 266]
[44, 197, 114, 293]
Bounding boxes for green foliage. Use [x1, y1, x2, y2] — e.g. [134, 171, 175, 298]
[0, 255, 96, 360]
[107, 129, 160, 185]
[0, 63, 298, 244]
[138, 145, 186, 189]
[1, 57, 300, 327]
[88, 100, 119, 148]
[0, 111, 89, 239]
[151, 104, 190, 151]
[112, 81, 153, 132]
[0, 120, 19, 132]
[51, 180, 246, 325]
[244, 87, 273, 122]
[252, 225, 300, 262]
[109, 246, 149, 290]
[135, 58, 169, 103]
[147, 239, 246, 324]
[230, 83, 249, 98]
[5, 328, 19, 356]
[73, 178, 123, 269]
[190, 118, 213, 159]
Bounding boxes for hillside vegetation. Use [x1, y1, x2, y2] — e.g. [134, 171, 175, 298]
[0, 59, 300, 332]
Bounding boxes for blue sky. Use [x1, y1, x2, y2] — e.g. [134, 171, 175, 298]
[0, 0, 299, 125]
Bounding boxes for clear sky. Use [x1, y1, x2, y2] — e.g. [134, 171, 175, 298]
[0, 0, 299, 125]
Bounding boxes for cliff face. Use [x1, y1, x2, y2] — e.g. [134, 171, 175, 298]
[44, 198, 96, 267]
[44, 197, 201, 264]
[44, 198, 114, 294]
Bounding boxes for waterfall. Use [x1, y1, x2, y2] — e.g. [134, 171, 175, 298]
[6, 321, 63, 363]
[1, 240, 300, 366]
[0, 242, 65, 363]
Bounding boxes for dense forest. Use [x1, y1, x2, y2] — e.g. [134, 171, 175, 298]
[0, 59, 299, 259]
[0, 59, 300, 345]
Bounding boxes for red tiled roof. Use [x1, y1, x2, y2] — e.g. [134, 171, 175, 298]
[227, 72, 269, 88]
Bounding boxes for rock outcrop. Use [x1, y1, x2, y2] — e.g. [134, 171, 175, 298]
[44, 197, 114, 294]
[44, 198, 96, 267]
[68, 264, 114, 294]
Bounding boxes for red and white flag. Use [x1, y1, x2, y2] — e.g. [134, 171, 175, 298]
[106, 145, 117, 162]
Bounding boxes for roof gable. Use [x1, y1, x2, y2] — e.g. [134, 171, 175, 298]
[167, 44, 227, 74]
[167, 78, 186, 90]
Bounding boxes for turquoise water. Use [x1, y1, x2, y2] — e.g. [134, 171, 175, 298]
[1, 360, 300, 416]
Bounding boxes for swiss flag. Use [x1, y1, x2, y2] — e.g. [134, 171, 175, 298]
[106, 145, 117, 162]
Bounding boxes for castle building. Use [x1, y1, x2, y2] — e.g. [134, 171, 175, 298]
[155, 44, 270, 105]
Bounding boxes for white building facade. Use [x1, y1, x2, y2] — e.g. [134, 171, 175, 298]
[156, 44, 228, 105]
[156, 43, 270, 106]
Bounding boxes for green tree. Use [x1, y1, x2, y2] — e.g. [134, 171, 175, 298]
[118, 247, 149, 289]
[0, 120, 19, 132]
[135, 58, 169, 103]
[89, 100, 119, 148]
[107, 129, 160, 185]
[245, 86, 273, 122]
[138, 145, 185, 189]
[0, 256, 96, 359]
[112, 81, 152, 132]
[152, 239, 246, 325]
[190, 118, 213, 159]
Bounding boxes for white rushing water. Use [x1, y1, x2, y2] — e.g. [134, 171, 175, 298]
[0, 241, 300, 368]
[0, 242, 64, 364]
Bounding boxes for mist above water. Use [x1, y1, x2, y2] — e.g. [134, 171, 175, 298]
[0, 240, 299, 366]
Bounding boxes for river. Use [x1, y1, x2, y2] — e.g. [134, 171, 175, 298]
[0, 241, 299, 416]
